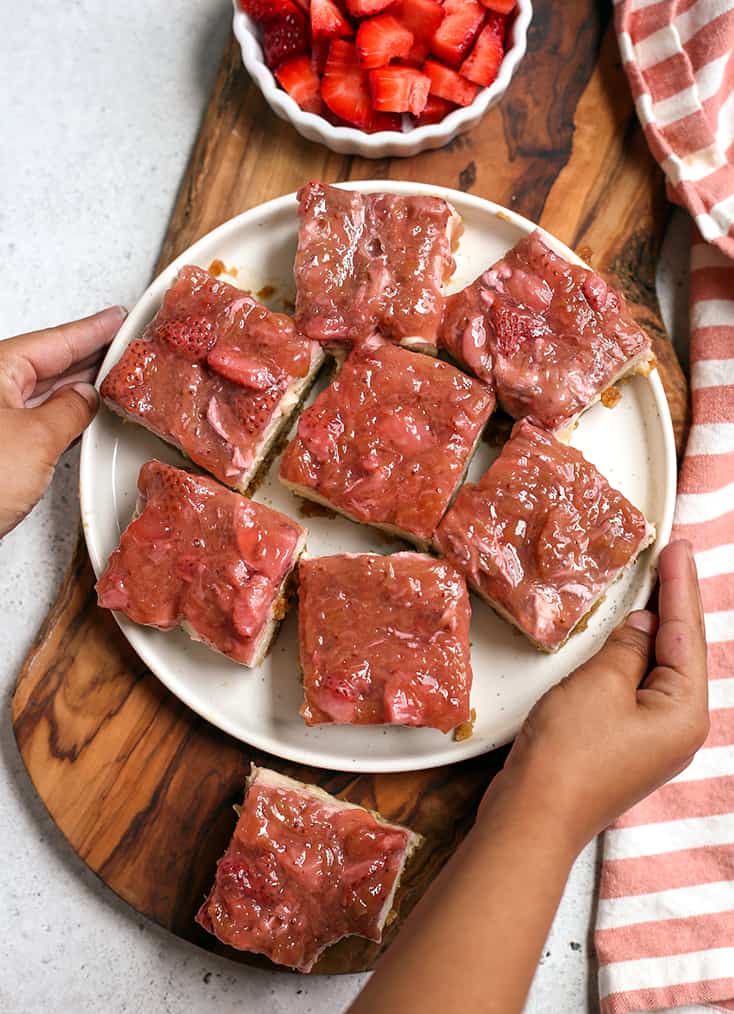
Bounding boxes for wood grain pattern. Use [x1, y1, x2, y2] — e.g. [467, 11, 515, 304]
[13, 1, 690, 975]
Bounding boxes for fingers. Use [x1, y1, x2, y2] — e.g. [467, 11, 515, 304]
[28, 347, 107, 402]
[570, 609, 656, 694]
[0, 306, 126, 404]
[645, 540, 708, 701]
[25, 357, 105, 408]
[25, 383, 99, 464]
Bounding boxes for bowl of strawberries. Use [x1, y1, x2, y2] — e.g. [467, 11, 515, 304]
[233, 0, 532, 157]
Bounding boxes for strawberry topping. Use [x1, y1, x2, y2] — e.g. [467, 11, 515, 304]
[154, 315, 217, 361]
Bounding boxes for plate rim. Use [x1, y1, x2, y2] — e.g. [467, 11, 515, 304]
[80, 181, 678, 772]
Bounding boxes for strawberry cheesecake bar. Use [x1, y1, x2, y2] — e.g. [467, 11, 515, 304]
[294, 181, 461, 351]
[196, 766, 421, 972]
[96, 460, 306, 667]
[298, 553, 473, 731]
[439, 230, 654, 435]
[101, 265, 324, 493]
[434, 421, 655, 651]
[279, 341, 494, 548]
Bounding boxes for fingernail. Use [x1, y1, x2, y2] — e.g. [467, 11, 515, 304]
[71, 382, 99, 409]
[106, 305, 128, 322]
[626, 610, 658, 635]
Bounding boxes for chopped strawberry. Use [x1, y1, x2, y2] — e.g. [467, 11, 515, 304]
[413, 93, 456, 124]
[311, 37, 331, 74]
[311, 0, 353, 39]
[321, 39, 373, 128]
[356, 14, 413, 69]
[430, 0, 485, 67]
[480, 0, 516, 13]
[275, 54, 322, 111]
[239, 0, 298, 21]
[485, 10, 508, 37]
[423, 59, 480, 106]
[233, 383, 286, 435]
[398, 46, 426, 67]
[345, 0, 392, 14]
[460, 20, 504, 87]
[208, 349, 280, 390]
[369, 66, 430, 115]
[154, 316, 217, 361]
[391, 0, 444, 63]
[366, 111, 404, 132]
[262, 7, 309, 66]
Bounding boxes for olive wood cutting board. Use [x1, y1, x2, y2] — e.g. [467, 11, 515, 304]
[12, 2, 690, 975]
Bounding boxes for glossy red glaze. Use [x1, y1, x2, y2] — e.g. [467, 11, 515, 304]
[298, 552, 473, 731]
[279, 341, 494, 543]
[434, 420, 653, 650]
[96, 461, 304, 665]
[101, 265, 318, 488]
[439, 230, 652, 431]
[196, 768, 413, 971]
[294, 181, 458, 348]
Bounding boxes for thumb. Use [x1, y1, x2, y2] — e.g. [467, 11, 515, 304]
[26, 382, 99, 463]
[573, 610, 658, 690]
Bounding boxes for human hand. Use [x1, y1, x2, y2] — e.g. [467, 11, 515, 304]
[483, 540, 710, 850]
[0, 306, 126, 538]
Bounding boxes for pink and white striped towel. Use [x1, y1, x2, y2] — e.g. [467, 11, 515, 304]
[595, 2, 734, 1011]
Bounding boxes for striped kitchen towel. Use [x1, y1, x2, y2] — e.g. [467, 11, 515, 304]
[595, 2, 734, 1011]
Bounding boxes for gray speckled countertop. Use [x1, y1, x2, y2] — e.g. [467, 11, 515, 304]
[0, 4, 690, 1011]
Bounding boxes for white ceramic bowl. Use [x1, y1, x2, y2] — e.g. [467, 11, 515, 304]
[232, 0, 533, 158]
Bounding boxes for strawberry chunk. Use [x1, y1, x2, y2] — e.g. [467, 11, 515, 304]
[311, 37, 331, 74]
[480, 0, 516, 12]
[310, 0, 353, 39]
[391, 0, 444, 63]
[366, 111, 404, 132]
[430, 0, 485, 67]
[233, 384, 286, 435]
[369, 65, 430, 115]
[207, 348, 279, 389]
[154, 316, 217, 360]
[413, 93, 456, 124]
[345, 0, 392, 14]
[239, 0, 298, 21]
[356, 14, 413, 69]
[485, 10, 508, 37]
[262, 7, 309, 67]
[423, 59, 480, 106]
[460, 20, 504, 87]
[275, 54, 322, 111]
[321, 39, 373, 129]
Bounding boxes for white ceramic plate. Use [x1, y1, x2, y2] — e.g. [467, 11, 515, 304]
[80, 181, 676, 774]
